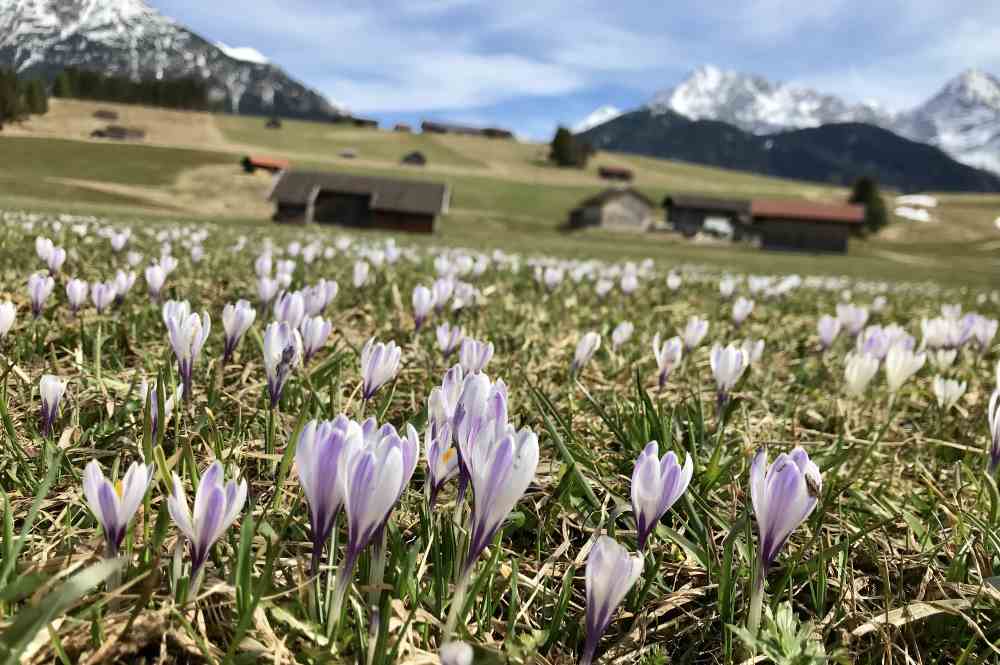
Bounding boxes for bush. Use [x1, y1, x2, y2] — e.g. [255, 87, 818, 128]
[549, 126, 591, 168]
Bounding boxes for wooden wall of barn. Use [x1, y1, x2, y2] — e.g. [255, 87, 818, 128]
[754, 219, 850, 253]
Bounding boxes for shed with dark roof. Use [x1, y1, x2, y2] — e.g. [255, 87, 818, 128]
[268, 171, 450, 233]
[569, 188, 655, 231]
[747, 199, 864, 253]
[663, 195, 751, 237]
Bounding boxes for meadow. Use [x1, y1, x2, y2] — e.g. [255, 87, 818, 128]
[0, 206, 998, 665]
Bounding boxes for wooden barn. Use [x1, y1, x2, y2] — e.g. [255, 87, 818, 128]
[268, 171, 450, 233]
[663, 196, 751, 237]
[568, 188, 655, 231]
[241, 155, 290, 174]
[401, 151, 427, 166]
[747, 200, 864, 253]
[598, 166, 634, 182]
[393, 123, 413, 133]
[420, 121, 514, 139]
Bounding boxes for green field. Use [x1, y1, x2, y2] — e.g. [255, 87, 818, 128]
[3, 100, 999, 287]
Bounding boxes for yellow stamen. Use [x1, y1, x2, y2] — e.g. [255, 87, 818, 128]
[115, 479, 124, 499]
[442, 448, 456, 464]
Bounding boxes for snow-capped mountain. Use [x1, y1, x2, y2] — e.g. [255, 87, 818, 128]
[648, 65, 894, 135]
[640, 65, 1000, 173]
[895, 69, 1000, 173]
[572, 105, 622, 133]
[0, 0, 343, 119]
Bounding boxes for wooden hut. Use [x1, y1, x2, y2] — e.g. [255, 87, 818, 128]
[242, 155, 290, 174]
[269, 171, 450, 233]
[393, 123, 413, 133]
[663, 196, 751, 237]
[420, 120, 514, 139]
[747, 200, 865, 253]
[568, 188, 655, 231]
[598, 166, 634, 182]
[401, 151, 427, 166]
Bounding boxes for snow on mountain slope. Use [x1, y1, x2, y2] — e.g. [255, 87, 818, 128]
[572, 105, 622, 133]
[648, 65, 894, 135]
[895, 69, 1000, 174]
[215, 43, 269, 66]
[0, 0, 342, 119]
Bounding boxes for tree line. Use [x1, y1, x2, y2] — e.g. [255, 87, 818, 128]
[52, 68, 210, 111]
[0, 68, 49, 129]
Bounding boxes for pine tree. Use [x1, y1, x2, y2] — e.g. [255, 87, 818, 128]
[0, 68, 22, 129]
[849, 176, 889, 235]
[549, 126, 589, 168]
[53, 70, 73, 98]
[24, 79, 48, 115]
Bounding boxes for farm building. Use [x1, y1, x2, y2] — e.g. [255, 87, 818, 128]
[420, 121, 515, 140]
[663, 196, 751, 237]
[90, 125, 145, 141]
[598, 166, 634, 182]
[394, 123, 413, 133]
[268, 171, 450, 233]
[568, 188, 655, 231]
[241, 155, 290, 174]
[747, 199, 864, 253]
[401, 151, 427, 166]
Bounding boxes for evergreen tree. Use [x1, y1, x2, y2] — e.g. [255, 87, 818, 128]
[24, 79, 48, 115]
[0, 68, 22, 129]
[549, 126, 590, 168]
[53, 70, 73, 98]
[849, 176, 889, 235]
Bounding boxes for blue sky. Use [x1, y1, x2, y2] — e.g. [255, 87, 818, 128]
[155, 0, 1000, 139]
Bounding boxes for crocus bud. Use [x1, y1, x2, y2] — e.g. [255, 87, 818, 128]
[91, 281, 117, 314]
[257, 276, 279, 306]
[164, 305, 210, 398]
[66, 278, 89, 314]
[884, 344, 925, 393]
[611, 321, 634, 350]
[46, 246, 67, 273]
[594, 279, 613, 298]
[836, 303, 868, 336]
[817, 314, 840, 350]
[932, 376, 966, 411]
[412, 285, 435, 331]
[710, 343, 747, 402]
[28, 272, 55, 319]
[300, 315, 333, 363]
[433, 277, 454, 312]
[652, 334, 683, 388]
[439, 641, 474, 665]
[459, 338, 494, 374]
[732, 297, 754, 325]
[436, 322, 464, 357]
[83, 459, 154, 557]
[263, 321, 303, 408]
[580, 536, 644, 665]
[272, 291, 306, 329]
[110, 231, 129, 252]
[167, 461, 247, 582]
[631, 441, 693, 549]
[113, 270, 136, 304]
[741, 338, 765, 366]
[719, 276, 736, 299]
[572, 332, 601, 376]
[680, 316, 709, 351]
[353, 260, 370, 288]
[360, 338, 401, 401]
[666, 273, 681, 290]
[425, 420, 458, 507]
[750, 447, 821, 573]
[844, 352, 879, 396]
[145, 264, 166, 301]
[35, 236, 53, 262]
[0, 301, 15, 338]
[296, 417, 362, 573]
[221, 300, 256, 362]
[39, 374, 66, 436]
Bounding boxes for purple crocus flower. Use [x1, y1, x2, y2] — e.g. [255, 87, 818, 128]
[167, 461, 247, 584]
[732, 297, 754, 326]
[747, 446, 821, 635]
[709, 343, 747, 406]
[263, 321, 303, 408]
[28, 272, 55, 319]
[835, 303, 868, 337]
[436, 322, 464, 357]
[459, 338, 494, 374]
[91, 281, 118, 314]
[571, 332, 601, 376]
[580, 536, 644, 665]
[145, 264, 166, 302]
[412, 285, 435, 331]
[82, 459, 154, 557]
[652, 334, 683, 388]
[163, 303, 210, 398]
[680, 316, 709, 351]
[113, 270, 136, 305]
[359, 337, 401, 401]
[817, 314, 840, 350]
[221, 299, 256, 363]
[425, 420, 458, 506]
[988, 388, 1000, 473]
[39, 374, 66, 437]
[46, 246, 67, 274]
[631, 441, 693, 549]
[300, 315, 333, 363]
[66, 278, 89, 314]
[273, 290, 306, 329]
[296, 417, 362, 574]
[751, 447, 821, 573]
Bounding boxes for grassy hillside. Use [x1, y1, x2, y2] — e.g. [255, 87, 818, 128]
[2, 100, 998, 285]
